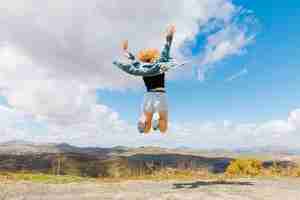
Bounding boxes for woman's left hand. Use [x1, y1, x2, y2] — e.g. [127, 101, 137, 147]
[166, 25, 176, 36]
[122, 40, 129, 51]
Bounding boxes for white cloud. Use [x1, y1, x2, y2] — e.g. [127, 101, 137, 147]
[255, 120, 295, 136]
[288, 109, 300, 129]
[197, 24, 254, 80]
[0, 45, 97, 126]
[0, 104, 134, 147]
[225, 68, 248, 82]
[2, 104, 300, 149]
[167, 110, 300, 149]
[0, 0, 248, 89]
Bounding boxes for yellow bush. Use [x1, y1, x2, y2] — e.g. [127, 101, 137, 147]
[295, 168, 300, 177]
[225, 159, 263, 177]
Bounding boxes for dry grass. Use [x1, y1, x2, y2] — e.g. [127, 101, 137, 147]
[0, 172, 93, 184]
[96, 168, 225, 183]
[261, 165, 300, 178]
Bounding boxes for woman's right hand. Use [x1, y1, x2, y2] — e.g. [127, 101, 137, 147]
[122, 40, 132, 59]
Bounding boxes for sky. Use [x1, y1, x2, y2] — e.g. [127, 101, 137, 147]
[0, 0, 300, 149]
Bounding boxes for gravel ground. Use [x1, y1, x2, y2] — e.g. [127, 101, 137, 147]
[1, 178, 300, 200]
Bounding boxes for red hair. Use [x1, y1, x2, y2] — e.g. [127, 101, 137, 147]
[137, 48, 160, 63]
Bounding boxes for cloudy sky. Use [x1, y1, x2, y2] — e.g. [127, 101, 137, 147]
[0, 0, 300, 149]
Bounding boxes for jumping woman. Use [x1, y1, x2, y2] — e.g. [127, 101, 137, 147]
[113, 25, 177, 134]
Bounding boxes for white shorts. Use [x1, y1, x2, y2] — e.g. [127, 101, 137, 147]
[142, 92, 168, 113]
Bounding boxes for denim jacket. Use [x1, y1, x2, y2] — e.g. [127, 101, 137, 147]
[113, 35, 181, 77]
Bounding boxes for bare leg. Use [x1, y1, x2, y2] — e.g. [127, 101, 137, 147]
[158, 111, 168, 133]
[144, 112, 153, 134]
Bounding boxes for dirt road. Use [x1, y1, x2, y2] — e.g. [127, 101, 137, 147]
[1, 178, 300, 200]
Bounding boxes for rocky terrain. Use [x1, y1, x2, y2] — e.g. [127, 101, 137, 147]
[1, 178, 300, 200]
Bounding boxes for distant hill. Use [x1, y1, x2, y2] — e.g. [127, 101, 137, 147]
[234, 145, 300, 155]
[1, 140, 300, 156]
[0, 140, 127, 156]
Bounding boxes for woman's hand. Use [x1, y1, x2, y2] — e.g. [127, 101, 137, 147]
[166, 24, 176, 37]
[122, 40, 132, 59]
[122, 40, 129, 52]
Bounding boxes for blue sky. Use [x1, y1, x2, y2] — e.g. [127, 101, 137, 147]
[1, 0, 300, 148]
[98, 0, 300, 124]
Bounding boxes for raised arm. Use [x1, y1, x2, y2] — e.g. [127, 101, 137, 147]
[158, 25, 175, 62]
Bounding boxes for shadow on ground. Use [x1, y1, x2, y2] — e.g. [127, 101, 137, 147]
[173, 180, 254, 189]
